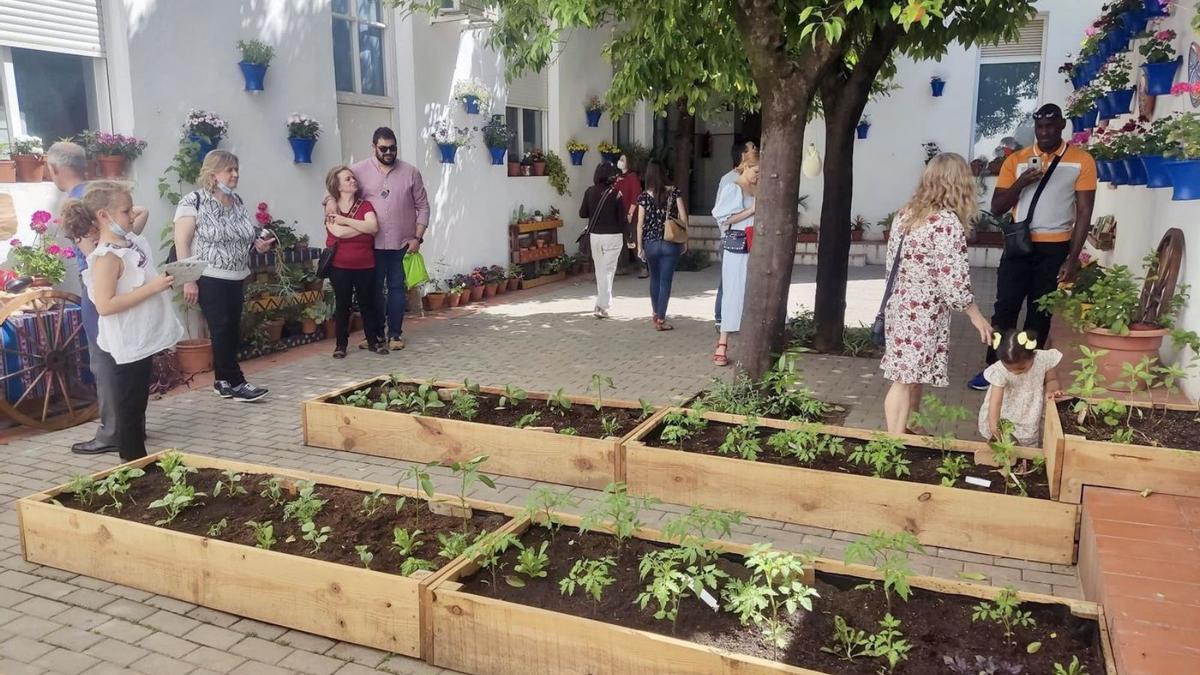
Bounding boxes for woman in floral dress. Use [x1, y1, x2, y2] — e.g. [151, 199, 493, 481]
[881, 153, 993, 435]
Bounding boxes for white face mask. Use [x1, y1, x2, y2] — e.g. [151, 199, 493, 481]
[617, 159, 627, 172]
[216, 180, 236, 196]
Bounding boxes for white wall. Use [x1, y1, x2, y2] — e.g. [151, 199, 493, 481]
[1098, 4, 1200, 398]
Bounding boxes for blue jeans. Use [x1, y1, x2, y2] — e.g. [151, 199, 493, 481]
[644, 239, 682, 319]
[374, 248, 407, 341]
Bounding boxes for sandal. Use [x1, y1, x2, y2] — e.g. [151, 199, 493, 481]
[713, 341, 729, 367]
[332, 348, 347, 359]
[658, 319, 674, 331]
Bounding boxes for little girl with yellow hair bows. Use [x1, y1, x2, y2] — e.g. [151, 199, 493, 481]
[977, 329, 1065, 445]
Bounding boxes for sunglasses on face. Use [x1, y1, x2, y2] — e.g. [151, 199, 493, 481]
[375, 145, 398, 154]
[1031, 112, 1062, 121]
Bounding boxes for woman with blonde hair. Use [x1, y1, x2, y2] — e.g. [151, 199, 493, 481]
[880, 153, 992, 434]
[173, 150, 275, 402]
[711, 149, 760, 366]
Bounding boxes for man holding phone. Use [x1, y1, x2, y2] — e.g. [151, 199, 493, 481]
[968, 103, 1097, 390]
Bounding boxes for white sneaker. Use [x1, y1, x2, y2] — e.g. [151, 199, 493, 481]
[593, 308, 609, 319]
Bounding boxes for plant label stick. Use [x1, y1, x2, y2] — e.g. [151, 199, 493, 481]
[965, 476, 992, 488]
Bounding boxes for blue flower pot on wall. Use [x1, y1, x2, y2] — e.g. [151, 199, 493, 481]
[856, 122, 870, 139]
[1142, 0, 1168, 17]
[462, 95, 480, 114]
[1082, 107, 1099, 130]
[238, 62, 268, 91]
[488, 145, 507, 165]
[930, 78, 946, 97]
[569, 150, 586, 166]
[1142, 58, 1182, 96]
[586, 109, 602, 127]
[1096, 160, 1112, 183]
[1109, 159, 1130, 186]
[289, 137, 316, 164]
[1123, 157, 1148, 185]
[1140, 155, 1173, 188]
[1069, 117, 1085, 134]
[188, 134, 217, 163]
[600, 151, 620, 164]
[1165, 160, 1200, 201]
[1095, 95, 1115, 121]
[437, 143, 458, 164]
[1106, 89, 1135, 116]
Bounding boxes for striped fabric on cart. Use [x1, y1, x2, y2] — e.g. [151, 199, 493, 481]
[1, 306, 90, 404]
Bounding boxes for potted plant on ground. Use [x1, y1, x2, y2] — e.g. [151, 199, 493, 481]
[303, 300, 331, 336]
[1066, 86, 1102, 132]
[183, 110, 228, 163]
[1139, 28, 1181, 96]
[855, 114, 871, 139]
[11, 136, 45, 182]
[286, 114, 321, 164]
[1163, 111, 1200, 200]
[236, 39, 274, 91]
[482, 115, 512, 166]
[597, 141, 621, 164]
[525, 148, 547, 176]
[465, 270, 485, 301]
[797, 225, 818, 244]
[878, 211, 896, 242]
[423, 279, 447, 310]
[1097, 55, 1134, 118]
[566, 140, 589, 166]
[488, 265, 507, 295]
[93, 133, 148, 178]
[476, 266, 499, 298]
[850, 215, 867, 242]
[0, 143, 14, 183]
[930, 75, 946, 97]
[585, 96, 604, 127]
[453, 79, 489, 114]
[432, 120, 472, 164]
[506, 264, 523, 291]
[6, 211, 70, 286]
[446, 278, 466, 307]
[262, 309, 286, 343]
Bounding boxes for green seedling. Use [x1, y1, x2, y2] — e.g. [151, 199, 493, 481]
[390, 527, 423, 557]
[579, 482, 659, 553]
[450, 386, 479, 420]
[520, 487, 579, 536]
[497, 384, 528, 409]
[600, 416, 621, 438]
[409, 380, 445, 416]
[658, 407, 708, 446]
[718, 416, 762, 461]
[546, 388, 573, 415]
[1053, 656, 1088, 675]
[722, 543, 818, 652]
[449, 455, 496, 517]
[97, 467, 145, 511]
[300, 521, 332, 553]
[637, 546, 726, 632]
[355, 545, 374, 569]
[513, 541, 550, 579]
[558, 427, 578, 436]
[465, 530, 522, 590]
[212, 469, 246, 498]
[844, 530, 924, 611]
[282, 480, 325, 523]
[436, 531, 470, 560]
[972, 587, 1035, 646]
[206, 518, 228, 537]
[849, 433, 910, 479]
[559, 556, 615, 609]
[514, 411, 542, 429]
[149, 481, 204, 525]
[589, 373, 615, 411]
[766, 424, 845, 464]
[400, 557, 434, 576]
[246, 520, 276, 550]
[260, 476, 286, 506]
[908, 395, 969, 454]
[936, 454, 970, 487]
[341, 388, 372, 407]
[66, 474, 98, 506]
[361, 489, 389, 518]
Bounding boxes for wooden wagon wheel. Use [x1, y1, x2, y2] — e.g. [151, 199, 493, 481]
[0, 289, 98, 430]
[1136, 228, 1184, 327]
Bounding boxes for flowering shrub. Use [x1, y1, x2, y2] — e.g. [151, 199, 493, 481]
[1138, 29, 1178, 64]
[524, 148, 546, 162]
[1097, 55, 1132, 93]
[7, 211, 69, 284]
[1107, 119, 1148, 158]
[183, 110, 228, 143]
[286, 113, 321, 139]
[1086, 128, 1120, 161]
[596, 141, 621, 155]
[1170, 82, 1200, 97]
[430, 120, 474, 148]
[485, 265, 506, 283]
[481, 115, 512, 148]
[566, 140, 590, 153]
[93, 133, 148, 159]
[1071, 131, 1091, 146]
[452, 79, 490, 108]
[11, 135, 43, 155]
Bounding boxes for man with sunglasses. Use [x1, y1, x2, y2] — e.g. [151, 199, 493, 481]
[327, 127, 430, 352]
[968, 103, 1096, 391]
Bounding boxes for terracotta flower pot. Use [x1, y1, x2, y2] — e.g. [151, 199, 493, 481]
[264, 319, 285, 343]
[175, 339, 213, 375]
[13, 155, 45, 183]
[1085, 327, 1169, 390]
[494, 282, 506, 295]
[0, 160, 15, 183]
[84, 159, 99, 179]
[458, 292, 470, 307]
[507, 278, 520, 291]
[484, 282, 498, 298]
[470, 285, 485, 301]
[532, 161, 547, 176]
[425, 292, 446, 310]
[97, 155, 127, 178]
[447, 291, 462, 308]
[850, 230, 864, 242]
[301, 318, 318, 334]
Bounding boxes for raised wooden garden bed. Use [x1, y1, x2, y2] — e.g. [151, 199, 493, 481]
[426, 512, 1114, 674]
[626, 409, 1078, 563]
[17, 451, 518, 658]
[1045, 398, 1200, 503]
[304, 378, 659, 489]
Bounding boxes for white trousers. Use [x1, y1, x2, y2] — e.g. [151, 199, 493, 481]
[590, 233, 624, 310]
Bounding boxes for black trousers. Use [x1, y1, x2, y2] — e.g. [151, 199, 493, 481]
[986, 241, 1070, 364]
[329, 266, 381, 350]
[111, 356, 152, 461]
[197, 276, 246, 386]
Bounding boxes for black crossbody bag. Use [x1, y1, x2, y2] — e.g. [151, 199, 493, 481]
[999, 151, 1063, 258]
[871, 234, 906, 347]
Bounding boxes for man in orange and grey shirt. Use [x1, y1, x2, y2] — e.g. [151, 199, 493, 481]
[968, 103, 1096, 390]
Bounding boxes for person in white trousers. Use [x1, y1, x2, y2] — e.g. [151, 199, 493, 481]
[578, 163, 629, 318]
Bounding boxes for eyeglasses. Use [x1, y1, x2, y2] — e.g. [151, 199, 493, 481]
[376, 145, 398, 154]
[1031, 111, 1062, 121]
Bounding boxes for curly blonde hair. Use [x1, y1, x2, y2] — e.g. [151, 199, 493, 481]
[899, 153, 978, 233]
[198, 150, 239, 192]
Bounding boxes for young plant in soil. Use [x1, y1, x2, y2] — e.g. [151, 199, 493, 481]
[212, 469, 246, 498]
[450, 386, 480, 420]
[390, 527, 423, 557]
[410, 380, 445, 416]
[355, 545, 374, 569]
[559, 556, 616, 610]
[512, 541, 551, 582]
[149, 458, 205, 525]
[636, 545, 727, 633]
[719, 416, 762, 460]
[437, 531, 470, 559]
[97, 467, 145, 512]
[282, 480, 326, 523]
[637, 398, 655, 421]
[660, 505, 744, 561]
[398, 461, 438, 527]
[520, 487, 579, 537]
[843, 530, 924, 611]
[546, 388, 574, 416]
[206, 518, 228, 537]
[449, 455, 496, 517]
[559, 427, 579, 436]
[767, 424, 845, 464]
[300, 520, 332, 553]
[466, 530, 522, 590]
[497, 384, 528, 410]
[1054, 656, 1088, 675]
[936, 454, 971, 487]
[66, 474, 98, 506]
[823, 612, 914, 672]
[659, 407, 708, 446]
[341, 387, 372, 408]
[988, 421, 1026, 496]
[972, 587, 1036, 648]
[245, 520, 277, 550]
[589, 373, 615, 411]
[360, 489, 389, 517]
[722, 543, 819, 654]
[514, 411, 541, 429]
[579, 482, 659, 554]
[260, 476, 286, 506]
[600, 416, 621, 438]
[400, 557, 434, 576]
[848, 433, 911, 479]
[908, 395, 969, 455]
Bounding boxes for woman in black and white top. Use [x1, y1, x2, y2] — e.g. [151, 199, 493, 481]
[578, 162, 628, 319]
[174, 150, 274, 401]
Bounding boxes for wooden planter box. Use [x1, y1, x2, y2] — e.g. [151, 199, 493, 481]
[626, 409, 1079, 564]
[1045, 398, 1200, 503]
[17, 451, 518, 658]
[304, 378, 659, 489]
[426, 513, 1114, 674]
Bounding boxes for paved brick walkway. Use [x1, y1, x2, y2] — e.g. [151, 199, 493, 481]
[0, 264, 1075, 675]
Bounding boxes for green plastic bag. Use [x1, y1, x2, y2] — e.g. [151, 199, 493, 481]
[403, 251, 429, 289]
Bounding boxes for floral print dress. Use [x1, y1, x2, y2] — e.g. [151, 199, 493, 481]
[880, 209, 975, 387]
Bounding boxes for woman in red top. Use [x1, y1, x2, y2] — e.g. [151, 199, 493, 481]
[613, 154, 646, 277]
[324, 165, 384, 358]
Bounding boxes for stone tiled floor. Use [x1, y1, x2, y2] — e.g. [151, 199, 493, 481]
[0, 264, 1073, 674]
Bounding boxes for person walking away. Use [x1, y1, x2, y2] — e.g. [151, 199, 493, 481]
[64, 182, 182, 461]
[327, 128, 429, 352]
[174, 151, 274, 402]
[579, 163, 628, 318]
[324, 166, 385, 357]
[968, 103, 1096, 390]
[711, 150, 760, 366]
[880, 153, 993, 435]
[613, 153, 645, 278]
[978, 329, 1064, 446]
[715, 140, 757, 328]
[636, 160, 688, 331]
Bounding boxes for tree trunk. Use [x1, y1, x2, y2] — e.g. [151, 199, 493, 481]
[671, 103, 695, 208]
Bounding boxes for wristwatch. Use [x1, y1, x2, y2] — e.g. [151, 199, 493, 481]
[417, 237, 424, 244]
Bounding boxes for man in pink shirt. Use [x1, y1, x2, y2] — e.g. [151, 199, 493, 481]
[335, 127, 430, 351]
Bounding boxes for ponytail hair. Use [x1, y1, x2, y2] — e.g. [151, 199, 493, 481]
[993, 328, 1039, 365]
[60, 180, 132, 241]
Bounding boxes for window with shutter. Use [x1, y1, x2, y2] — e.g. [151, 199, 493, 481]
[0, 0, 104, 58]
[972, 15, 1046, 172]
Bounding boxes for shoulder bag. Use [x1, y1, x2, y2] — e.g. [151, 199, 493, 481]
[318, 199, 361, 278]
[577, 187, 615, 246]
[720, 190, 751, 254]
[999, 151, 1063, 258]
[871, 234, 906, 348]
[663, 188, 688, 244]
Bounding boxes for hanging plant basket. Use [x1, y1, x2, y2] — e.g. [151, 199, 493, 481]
[1105, 88, 1135, 117]
[462, 95, 481, 114]
[855, 122, 870, 139]
[1108, 158, 1131, 186]
[288, 137, 316, 164]
[1122, 157, 1147, 186]
[188, 134, 218, 163]
[1081, 107, 1099, 130]
[1164, 160, 1200, 201]
[599, 151, 620, 164]
[437, 143, 458, 164]
[569, 150, 585, 166]
[930, 78, 946, 97]
[488, 146, 507, 165]
[1140, 155, 1173, 189]
[1096, 160, 1113, 183]
[585, 109, 602, 127]
[1142, 58, 1181, 96]
[238, 61, 268, 91]
[1142, 0, 1169, 17]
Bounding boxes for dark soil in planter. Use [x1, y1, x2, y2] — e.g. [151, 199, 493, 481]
[61, 467, 509, 576]
[1057, 399, 1200, 451]
[641, 420, 1051, 499]
[458, 524, 1104, 674]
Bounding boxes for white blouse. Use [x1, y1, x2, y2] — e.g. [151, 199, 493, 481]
[83, 234, 184, 365]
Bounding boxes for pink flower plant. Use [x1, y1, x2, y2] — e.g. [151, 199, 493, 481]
[9, 238, 21, 248]
[46, 244, 61, 255]
[1170, 82, 1200, 96]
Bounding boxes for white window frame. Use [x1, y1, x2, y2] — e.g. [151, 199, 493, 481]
[968, 16, 1046, 164]
[333, 0, 392, 106]
[612, 111, 633, 148]
[506, 104, 546, 163]
[0, 45, 110, 147]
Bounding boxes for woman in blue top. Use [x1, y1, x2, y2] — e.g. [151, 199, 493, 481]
[635, 160, 689, 331]
[711, 150, 759, 366]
